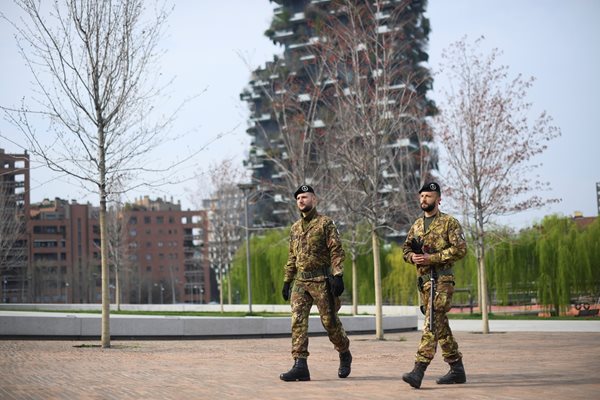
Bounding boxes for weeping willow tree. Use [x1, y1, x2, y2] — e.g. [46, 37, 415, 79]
[382, 244, 419, 305]
[536, 216, 597, 315]
[579, 218, 600, 294]
[347, 240, 391, 306]
[227, 229, 289, 305]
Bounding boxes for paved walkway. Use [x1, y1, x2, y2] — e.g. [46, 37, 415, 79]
[1, 325, 599, 399]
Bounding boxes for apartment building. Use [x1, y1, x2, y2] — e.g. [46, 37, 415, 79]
[122, 196, 210, 304]
[0, 148, 30, 303]
[29, 198, 101, 303]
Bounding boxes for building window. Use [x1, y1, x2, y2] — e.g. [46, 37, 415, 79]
[129, 216, 137, 225]
[156, 216, 164, 224]
[144, 216, 151, 224]
[129, 229, 137, 237]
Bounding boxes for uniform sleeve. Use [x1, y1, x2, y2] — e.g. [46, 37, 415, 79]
[283, 227, 297, 283]
[326, 220, 345, 276]
[402, 224, 417, 264]
[429, 217, 467, 265]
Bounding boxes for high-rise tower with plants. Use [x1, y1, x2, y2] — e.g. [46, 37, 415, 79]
[241, 0, 437, 236]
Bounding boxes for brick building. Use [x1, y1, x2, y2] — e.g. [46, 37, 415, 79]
[122, 196, 210, 304]
[29, 198, 101, 303]
[2, 146, 211, 304]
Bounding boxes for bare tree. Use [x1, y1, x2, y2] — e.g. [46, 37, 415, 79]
[1, 0, 186, 348]
[339, 217, 371, 316]
[434, 37, 561, 333]
[190, 160, 245, 311]
[106, 200, 132, 310]
[310, 0, 437, 339]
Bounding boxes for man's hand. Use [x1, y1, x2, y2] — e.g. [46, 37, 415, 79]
[330, 275, 344, 297]
[411, 252, 433, 265]
[282, 282, 291, 301]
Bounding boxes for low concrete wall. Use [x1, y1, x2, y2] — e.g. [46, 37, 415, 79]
[0, 311, 417, 338]
[0, 303, 419, 315]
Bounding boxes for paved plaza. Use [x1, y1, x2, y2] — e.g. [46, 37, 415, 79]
[1, 326, 599, 399]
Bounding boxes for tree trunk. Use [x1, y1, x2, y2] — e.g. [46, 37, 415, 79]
[115, 263, 121, 311]
[476, 215, 490, 334]
[99, 127, 110, 348]
[99, 195, 110, 348]
[227, 272, 232, 305]
[352, 251, 358, 316]
[372, 229, 383, 339]
[219, 264, 224, 313]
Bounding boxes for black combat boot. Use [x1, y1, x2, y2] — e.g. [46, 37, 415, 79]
[436, 359, 466, 384]
[402, 362, 428, 389]
[280, 358, 310, 381]
[338, 350, 352, 378]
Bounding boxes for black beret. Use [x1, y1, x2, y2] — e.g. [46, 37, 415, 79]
[294, 184, 315, 199]
[418, 182, 441, 194]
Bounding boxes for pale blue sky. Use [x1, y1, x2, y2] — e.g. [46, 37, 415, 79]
[1, 0, 598, 228]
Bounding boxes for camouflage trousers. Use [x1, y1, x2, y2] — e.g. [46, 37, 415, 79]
[415, 276, 462, 364]
[289, 279, 350, 359]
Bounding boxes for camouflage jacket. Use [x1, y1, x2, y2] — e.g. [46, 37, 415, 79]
[284, 208, 345, 283]
[402, 211, 467, 276]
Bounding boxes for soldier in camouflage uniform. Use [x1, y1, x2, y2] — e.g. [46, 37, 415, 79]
[279, 185, 352, 382]
[401, 182, 467, 389]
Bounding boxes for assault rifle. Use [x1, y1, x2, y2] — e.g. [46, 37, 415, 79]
[410, 238, 436, 335]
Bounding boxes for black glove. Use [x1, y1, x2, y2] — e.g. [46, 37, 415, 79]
[282, 282, 291, 301]
[410, 237, 424, 254]
[330, 275, 344, 297]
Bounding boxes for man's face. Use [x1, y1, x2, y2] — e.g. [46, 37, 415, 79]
[296, 192, 315, 213]
[419, 191, 440, 213]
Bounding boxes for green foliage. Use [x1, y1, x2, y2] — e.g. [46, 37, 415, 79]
[226, 216, 600, 314]
[227, 228, 289, 304]
[382, 244, 418, 305]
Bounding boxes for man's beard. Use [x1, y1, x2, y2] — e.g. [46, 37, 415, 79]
[300, 204, 313, 213]
[421, 202, 435, 212]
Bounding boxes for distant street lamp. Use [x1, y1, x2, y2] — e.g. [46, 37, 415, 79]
[3, 277, 7, 303]
[237, 182, 256, 314]
[154, 282, 165, 304]
[64, 282, 69, 304]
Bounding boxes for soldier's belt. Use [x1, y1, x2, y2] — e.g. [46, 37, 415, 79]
[297, 269, 327, 280]
[420, 269, 453, 282]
